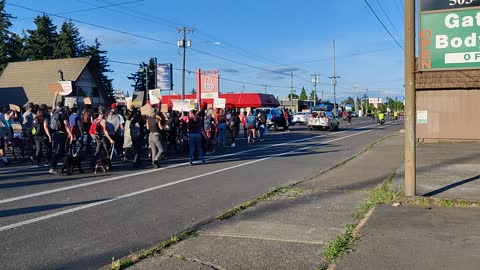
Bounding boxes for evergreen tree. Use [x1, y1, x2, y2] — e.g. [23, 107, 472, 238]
[24, 15, 58, 60]
[128, 62, 148, 92]
[6, 33, 25, 62]
[83, 39, 114, 103]
[288, 93, 299, 100]
[0, 0, 15, 72]
[127, 57, 156, 92]
[299, 86, 308, 101]
[54, 20, 84, 58]
[191, 88, 196, 94]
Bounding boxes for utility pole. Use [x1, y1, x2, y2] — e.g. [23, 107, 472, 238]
[242, 83, 245, 93]
[264, 84, 267, 94]
[405, 0, 416, 196]
[177, 27, 193, 100]
[329, 40, 340, 116]
[321, 89, 324, 102]
[311, 74, 318, 108]
[290, 72, 294, 112]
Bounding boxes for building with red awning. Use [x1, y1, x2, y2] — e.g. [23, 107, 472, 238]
[160, 93, 280, 110]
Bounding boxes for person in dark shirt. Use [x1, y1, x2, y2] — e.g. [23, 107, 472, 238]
[187, 110, 205, 165]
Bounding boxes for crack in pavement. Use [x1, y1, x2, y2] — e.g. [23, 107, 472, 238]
[168, 252, 227, 270]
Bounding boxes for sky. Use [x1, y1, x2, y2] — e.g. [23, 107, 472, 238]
[5, 0, 406, 102]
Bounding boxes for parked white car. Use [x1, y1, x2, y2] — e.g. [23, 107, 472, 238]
[292, 112, 310, 125]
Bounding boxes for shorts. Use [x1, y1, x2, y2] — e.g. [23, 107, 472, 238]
[0, 137, 5, 150]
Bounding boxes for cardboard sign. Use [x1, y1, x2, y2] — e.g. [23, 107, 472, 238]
[58, 81, 73, 96]
[149, 89, 162, 105]
[140, 104, 152, 116]
[172, 100, 191, 112]
[9, 104, 20, 112]
[48, 82, 62, 94]
[160, 103, 169, 113]
[214, 98, 226, 109]
[83, 97, 92, 105]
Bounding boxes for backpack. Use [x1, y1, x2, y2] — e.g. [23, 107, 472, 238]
[32, 118, 44, 136]
[50, 111, 62, 131]
[130, 122, 140, 138]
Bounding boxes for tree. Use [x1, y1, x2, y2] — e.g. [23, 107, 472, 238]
[299, 86, 308, 101]
[127, 57, 156, 93]
[0, 0, 16, 72]
[191, 88, 196, 94]
[24, 15, 58, 60]
[54, 20, 85, 58]
[6, 33, 25, 63]
[82, 39, 114, 103]
[343, 96, 355, 106]
[309, 90, 320, 102]
[288, 93, 299, 100]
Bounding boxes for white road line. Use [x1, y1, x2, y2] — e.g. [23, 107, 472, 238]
[0, 128, 375, 232]
[0, 122, 386, 205]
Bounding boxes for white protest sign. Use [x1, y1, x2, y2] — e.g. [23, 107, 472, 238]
[214, 98, 226, 109]
[149, 89, 162, 104]
[172, 99, 191, 112]
[64, 97, 76, 108]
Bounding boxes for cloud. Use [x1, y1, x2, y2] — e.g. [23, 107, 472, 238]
[221, 68, 240, 73]
[268, 66, 301, 75]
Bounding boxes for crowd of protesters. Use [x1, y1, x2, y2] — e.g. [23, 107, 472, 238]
[0, 102, 276, 174]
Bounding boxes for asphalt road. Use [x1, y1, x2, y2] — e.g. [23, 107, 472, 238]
[0, 118, 403, 270]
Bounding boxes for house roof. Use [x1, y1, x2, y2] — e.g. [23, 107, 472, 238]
[0, 57, 91, 106]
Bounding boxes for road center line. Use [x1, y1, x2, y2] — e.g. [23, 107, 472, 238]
[0, 122, 384, 205]
[0, 128, 377, 232]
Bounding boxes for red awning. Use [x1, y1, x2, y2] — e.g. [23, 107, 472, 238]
[160, 93, 280, 109]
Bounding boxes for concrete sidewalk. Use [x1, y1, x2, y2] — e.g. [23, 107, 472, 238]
[336, 141, 480, 270]
[393, 141, 480, 200]
[128, 133, 405, 270]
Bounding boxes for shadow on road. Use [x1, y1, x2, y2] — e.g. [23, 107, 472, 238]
[0, 198, 107, 218]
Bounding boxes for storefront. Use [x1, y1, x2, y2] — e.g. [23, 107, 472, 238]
[160, 92, 280, 110]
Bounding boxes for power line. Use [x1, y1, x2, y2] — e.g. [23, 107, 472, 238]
[13, 0, 145, 21]
[363, 0, 404, 50]
[80, 0, 314, 83]
[108, 59, 296, 89]
[374, 0, 403, 42]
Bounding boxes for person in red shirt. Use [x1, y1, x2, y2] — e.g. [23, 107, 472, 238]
[241, 111, 247, 138]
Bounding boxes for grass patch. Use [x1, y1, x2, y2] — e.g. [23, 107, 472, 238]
[216, 184, 301, 220]
[107, 230, 197, 270]
[322, 172, 402, 264]
[323, 223, 355, 262]
[404, 197, 479, 208]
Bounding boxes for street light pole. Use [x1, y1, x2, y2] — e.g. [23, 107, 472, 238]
[329, 40, 340, 117]
[311, 74, 318, 108]
[290, 72, 294, 112]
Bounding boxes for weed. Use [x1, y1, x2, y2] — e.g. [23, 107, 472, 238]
[106, 230, 197, 270]
[403, 197, 479, 208]
[322, 223, 355, 262]
[323, 172, 402, 264]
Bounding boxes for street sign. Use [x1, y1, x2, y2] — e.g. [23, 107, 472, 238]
[420, 0, 480, 70]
